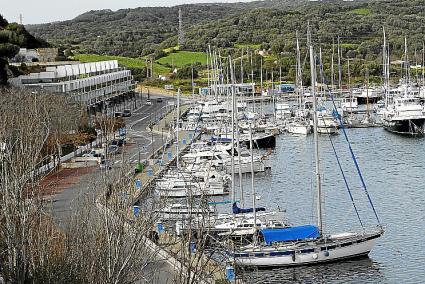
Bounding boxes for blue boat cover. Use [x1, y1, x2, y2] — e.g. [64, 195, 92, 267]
[260, 225, 320, 245]
[232, 202, 265, 214]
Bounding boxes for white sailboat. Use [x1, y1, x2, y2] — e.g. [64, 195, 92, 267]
[286, 120, 312, 135]
[287, 31, 312, 135]
[228, 41, 384, 268]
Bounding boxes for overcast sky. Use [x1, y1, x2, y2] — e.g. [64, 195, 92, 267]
[2, 0, 253, 24]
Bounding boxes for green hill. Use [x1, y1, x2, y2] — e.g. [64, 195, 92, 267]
[25, 0, 425, 83]
[0, 14, 49, 84]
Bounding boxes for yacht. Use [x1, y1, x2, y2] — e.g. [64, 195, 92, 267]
[341, 97, 358, 112]
[382, 96, 425, 135]
[156, 169, 230, 198]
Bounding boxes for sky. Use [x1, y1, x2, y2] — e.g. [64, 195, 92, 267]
[1, 0, 252, 24]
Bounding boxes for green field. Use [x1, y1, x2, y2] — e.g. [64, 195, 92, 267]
[234, 43, 262, 49]
[156, 51, 207, 68]
[350, 8, 372, 15]
[73, 54, 170, 74]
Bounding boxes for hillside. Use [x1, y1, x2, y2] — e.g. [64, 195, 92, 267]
[26, 0, 306, 57]
[0, 14, 49, 84]
[26, 0, 425, 84]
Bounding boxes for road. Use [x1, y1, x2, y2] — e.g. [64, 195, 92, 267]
[49, 94, 174, 224]
[44, 93, 179, 284]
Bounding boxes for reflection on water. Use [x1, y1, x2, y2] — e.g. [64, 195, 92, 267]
[242, 258, 385, 284]
[229, 127, 425, 283]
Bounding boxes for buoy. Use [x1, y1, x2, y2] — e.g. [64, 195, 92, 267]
[313, 253, 318, 259]
[324, 251, 330, 257]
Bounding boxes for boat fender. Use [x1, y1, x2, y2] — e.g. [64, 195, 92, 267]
[324, 251, 330, 257]
[313, 253, 318, 259]
[291, 252, 296, 262]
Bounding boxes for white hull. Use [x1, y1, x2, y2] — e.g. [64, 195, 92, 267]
[156, 186, 228, 198]
[232, 231, 382, 267]
[287, 124, 311, 135]
[225, 160, 267, 174]
[317, 126, 338, 134]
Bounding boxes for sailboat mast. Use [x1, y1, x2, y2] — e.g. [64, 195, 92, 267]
[241, 49, 244, 84]
[206, 49, 210, 98]
[404, 37, 410, 90]
[331, 39, 335, 90]
[422, 42, 425, 93]
[383, 27, 388, 108]
[347, 58, 352, 114]
[309, 41, 323, 236]
[338, 36, 342, 96]
[236, 108, 244, 207]
[249, 123, 257, 242]
[229, 56, 236, 205]
[251, 52, 255, 112]
[296, 31, 302, 109]
[176, 88, 180, 171]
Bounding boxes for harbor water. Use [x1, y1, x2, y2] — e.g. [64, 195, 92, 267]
[227, 127, 425, 283]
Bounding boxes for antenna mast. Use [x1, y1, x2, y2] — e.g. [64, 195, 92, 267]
[178, 8, 184, 47]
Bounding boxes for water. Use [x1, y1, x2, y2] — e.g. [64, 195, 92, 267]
[232, 127, 425, 283]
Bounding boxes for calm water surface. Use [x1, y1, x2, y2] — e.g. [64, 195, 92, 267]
[230, 127, 425, 284]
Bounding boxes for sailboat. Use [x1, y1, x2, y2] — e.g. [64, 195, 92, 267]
[287, 31, 312, 135]
[227, 41, 384, 267]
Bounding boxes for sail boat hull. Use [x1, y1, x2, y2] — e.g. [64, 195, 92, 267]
[383, 118, 425, 136]
[287, 123, 312, 135]
[231, 231, 383, 267]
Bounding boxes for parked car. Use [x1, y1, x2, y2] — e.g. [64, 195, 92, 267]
[156, 98, 163, 103]
[108, 145, 119, 155]
[83, 149, 104, 158]
[117, 138, 126, 147]
[114, 112, 123, 118]
[99, 159, 112, 170]
[146, 99, 152, 105]
[123, 109, 131, 117]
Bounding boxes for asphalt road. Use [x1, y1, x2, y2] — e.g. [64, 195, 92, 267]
[46, 93, 178, 284]
[50, 94, 173, 224]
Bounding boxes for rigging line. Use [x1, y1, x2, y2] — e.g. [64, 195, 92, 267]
[314, 95, 364, 230]
[321, 115, 365, 230]
[328, 97, 381, 226]
[316, 58, 382, 226]
[321, 72, 382, 226]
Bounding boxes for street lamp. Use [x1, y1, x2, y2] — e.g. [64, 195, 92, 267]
[137, 142, 141, 164]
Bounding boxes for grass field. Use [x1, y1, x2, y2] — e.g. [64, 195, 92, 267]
[350, 8, 372, 15]
[234, 43, 262, 49]
[73, 54, 169, 74]
[156, 51, 207, 68]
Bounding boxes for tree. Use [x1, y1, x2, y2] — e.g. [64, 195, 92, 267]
[0, 87, 162, 283]
[0, 14, 8, 28]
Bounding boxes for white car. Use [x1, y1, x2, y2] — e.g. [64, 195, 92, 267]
[146, 99, 152, 105]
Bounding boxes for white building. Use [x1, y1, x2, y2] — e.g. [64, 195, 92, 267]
[12, 48, 58, 62]
[10, 60, 136, 106]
